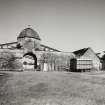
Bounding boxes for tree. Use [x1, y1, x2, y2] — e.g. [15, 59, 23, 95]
[40, 52, 75, 71]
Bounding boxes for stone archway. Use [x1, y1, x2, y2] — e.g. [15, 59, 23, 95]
[23, 52, 37, 70]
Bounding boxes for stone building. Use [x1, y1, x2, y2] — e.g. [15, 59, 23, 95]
[0, 27, 75, 71]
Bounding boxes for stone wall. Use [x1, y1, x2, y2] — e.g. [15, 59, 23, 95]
[0, 48, 75, 71]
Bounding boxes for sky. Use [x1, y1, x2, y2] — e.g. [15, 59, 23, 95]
[0, 0, 105, 52]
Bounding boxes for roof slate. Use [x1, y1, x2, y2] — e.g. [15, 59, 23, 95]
[17, 28, 41, 40]
[73, 48, 89, 57]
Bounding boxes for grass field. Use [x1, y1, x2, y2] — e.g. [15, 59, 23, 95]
[0, 71, 105, 105]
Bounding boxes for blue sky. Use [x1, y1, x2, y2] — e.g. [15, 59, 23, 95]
[0, 0, 105, 52]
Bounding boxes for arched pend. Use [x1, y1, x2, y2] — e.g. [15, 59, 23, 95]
[23, 52, 37, 70]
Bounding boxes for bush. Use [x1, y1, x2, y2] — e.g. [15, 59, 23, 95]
[0, 50, 22, 71]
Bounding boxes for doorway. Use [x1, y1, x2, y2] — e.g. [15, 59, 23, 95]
[23, 53, 37, 70]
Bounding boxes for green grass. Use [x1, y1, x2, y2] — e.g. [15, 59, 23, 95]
[0, 71, 105, 105]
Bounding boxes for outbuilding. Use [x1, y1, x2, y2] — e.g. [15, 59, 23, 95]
[73, 47, 101, 71]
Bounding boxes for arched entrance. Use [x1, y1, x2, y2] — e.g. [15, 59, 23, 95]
[23, 52, 37, 70]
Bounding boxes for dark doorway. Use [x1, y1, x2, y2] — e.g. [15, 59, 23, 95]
[70, 58, 77, 72]
[23, 53, 37, 69]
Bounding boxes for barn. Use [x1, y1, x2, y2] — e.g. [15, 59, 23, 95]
[73, 47, 101, 71]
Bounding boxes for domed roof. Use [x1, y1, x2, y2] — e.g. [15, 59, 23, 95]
[17, 28, 41, 40]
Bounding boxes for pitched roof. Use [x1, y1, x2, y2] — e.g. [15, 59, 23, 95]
[17, 28, 41, 40]
[0, 41, 61, 52]
[73, 48, 89, 57]
[41, 44, 61, 52]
